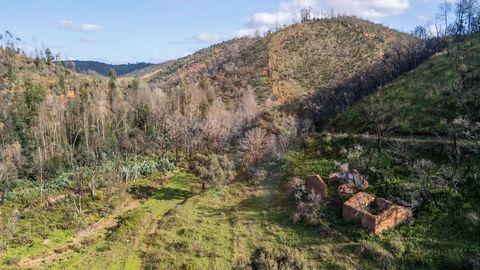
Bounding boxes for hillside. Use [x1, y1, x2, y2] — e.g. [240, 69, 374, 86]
[326, 35, 480, 136]
[59, 60, 154, 77]
[149, 17, 417, 104]
[0, 48, 104, 94]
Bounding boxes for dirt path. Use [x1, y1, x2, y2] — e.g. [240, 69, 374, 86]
[323, 132, 477, 147]
[18, 173, 197, 269]
[18, 197, 141, 268]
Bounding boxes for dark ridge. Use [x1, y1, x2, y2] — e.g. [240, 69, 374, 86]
[57, 60, 154, 76]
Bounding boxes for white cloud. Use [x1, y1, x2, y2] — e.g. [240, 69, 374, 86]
[58, 20, 103, 32]
[195, 0, 410, 43]
[247, 11, 293, 27]
[79, 24, 102, 32]
[194, 33, 226, 43]
[280, 0, 319, 11]
[238, 0, 411, 37]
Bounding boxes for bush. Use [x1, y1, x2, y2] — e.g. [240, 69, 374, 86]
[238, 128, 274, 176]
[290, 177, 323, 225]
[251, 169, 268, 185]
[157, 157, 176, 172]
[192, 154, 236, 188]
[236, 246, 307, 270]
[48, 173, 71, 190]
[139, 159, 157, 176]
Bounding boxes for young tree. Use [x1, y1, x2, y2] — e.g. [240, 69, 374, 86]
[108, 68, 117, 104]
[454, 0, 469, 35]
[203, 98, 235, 151]
[301, 7, 312, 22]
[45, 48, 53, 65]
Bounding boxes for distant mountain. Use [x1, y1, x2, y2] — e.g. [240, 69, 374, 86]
[58, 60, 155, 77]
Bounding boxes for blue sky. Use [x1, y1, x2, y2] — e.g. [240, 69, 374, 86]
[0, 0, 450, 64]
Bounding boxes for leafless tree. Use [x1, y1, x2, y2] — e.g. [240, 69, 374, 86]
[301, 7, 312, 22]
[437, 1, 453, 36]
[203, 98, 235, 151]
[0, 143, 21, 203]
[237, 86, 259, 128]
[238, 127, 274, 175]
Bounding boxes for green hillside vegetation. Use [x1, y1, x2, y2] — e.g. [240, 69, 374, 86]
[326, 35, 480, 136]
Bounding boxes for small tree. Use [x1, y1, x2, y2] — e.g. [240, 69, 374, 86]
[192, 154, 236, 190]
[238, 127, 274, 176]
[45, 48, 53, 65]
[0, 143, 21, 203]
[108, 68, 117, 104]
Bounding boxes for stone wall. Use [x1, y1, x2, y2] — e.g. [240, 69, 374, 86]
[343, 192, 413, 234]
[305, 175, 328, 199]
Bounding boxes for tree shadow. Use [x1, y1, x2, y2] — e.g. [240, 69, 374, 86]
[153, 187, 195, 201]
[230, 190, 365, 242]
[129, 185, 159, 200]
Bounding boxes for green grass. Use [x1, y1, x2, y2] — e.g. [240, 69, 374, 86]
[327, 35, 480, 136]
[50, 172, 198, 270]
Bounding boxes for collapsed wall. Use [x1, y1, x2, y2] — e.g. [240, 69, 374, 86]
[343, 192, 412, 234]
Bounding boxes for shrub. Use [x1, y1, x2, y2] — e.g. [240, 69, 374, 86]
[289, 177, 323, 225]
[237, 246, 307, 270]
[139, 159, 157, 176]
[48, 173, 71, 190]
[251, 169, 268, 185]
[192, 154, 236, 188]
[157, 157, 176, 172]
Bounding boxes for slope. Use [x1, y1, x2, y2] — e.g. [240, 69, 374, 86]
[326, 35, 480, 136]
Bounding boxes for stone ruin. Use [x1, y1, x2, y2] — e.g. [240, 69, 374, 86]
[301, 164, 413, 234]
[304, 175, 328, 200]
[343, 192, 413, 234]
[329, 164, 369, 196]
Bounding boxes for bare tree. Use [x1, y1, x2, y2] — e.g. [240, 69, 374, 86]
[203, 98, 235, 151]
[0, 143, 21, 203]
[301, 7, 312, 22]
[437, 1, 453, 36]
[237, 86, 259, 128]
[238, 127, 274, 176]
[454, 0, 469, 35]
